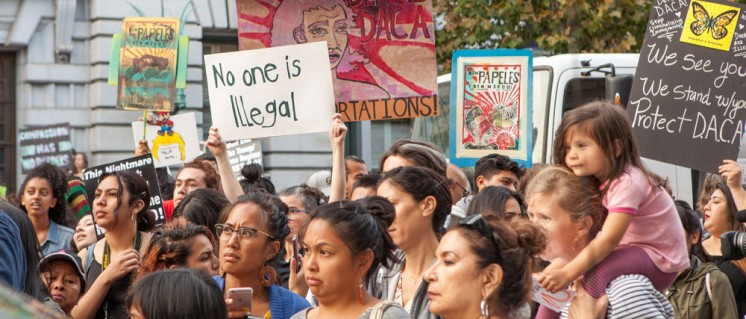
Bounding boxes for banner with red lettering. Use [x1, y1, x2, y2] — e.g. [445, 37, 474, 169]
[235, 0, 438, 121]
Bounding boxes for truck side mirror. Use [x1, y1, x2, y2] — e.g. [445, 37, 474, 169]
[606, 74, 633, 108]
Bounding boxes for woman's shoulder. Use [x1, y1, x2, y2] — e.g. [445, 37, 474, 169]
[360, 301, 409, 319]
[269, 285, 311, 312]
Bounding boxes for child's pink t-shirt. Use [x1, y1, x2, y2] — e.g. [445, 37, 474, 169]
[602, 166, 690, 274]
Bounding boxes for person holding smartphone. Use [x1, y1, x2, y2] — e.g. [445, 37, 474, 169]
[213, 192, 310, 319]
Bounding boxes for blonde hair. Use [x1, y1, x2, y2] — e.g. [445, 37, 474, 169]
[525, 166, 605, 239]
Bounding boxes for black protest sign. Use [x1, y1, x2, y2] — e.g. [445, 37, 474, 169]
[82, 154, 166, 228]
[628, 0, 746, 173]
[225, 139, 263, 179]
[19, 123, 73, 174]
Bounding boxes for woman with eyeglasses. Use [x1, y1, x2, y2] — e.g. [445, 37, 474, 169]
[278, 184, 327, 288]
[424, 215, 544, 319]
[213, 192, 310, 319]
[73, 171, 156, 319]
[373, 165, 452, 319]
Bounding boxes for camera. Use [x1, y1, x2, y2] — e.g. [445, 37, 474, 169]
[720, 209, 746, 260]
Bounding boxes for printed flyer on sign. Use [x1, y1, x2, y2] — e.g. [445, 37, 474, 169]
[449, 49, 532, 168]
[130, 112, 200, 168]
[118, 17, 180, 111]
[234, 0, 438, 122]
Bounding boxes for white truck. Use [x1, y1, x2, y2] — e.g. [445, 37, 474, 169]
[413, 53, 695, 204]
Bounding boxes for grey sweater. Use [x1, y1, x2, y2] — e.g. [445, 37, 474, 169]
[368, 250, 442, 319]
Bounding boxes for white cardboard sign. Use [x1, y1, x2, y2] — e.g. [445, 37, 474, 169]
[204, 41, 335, 141]
[130, 112, 201, 168]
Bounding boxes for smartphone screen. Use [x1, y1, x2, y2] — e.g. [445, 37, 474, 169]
[292, 235, 303, 273]
[228, 287, 253, 313]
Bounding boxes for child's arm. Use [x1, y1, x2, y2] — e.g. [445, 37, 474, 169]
[538, 212, 633, 293]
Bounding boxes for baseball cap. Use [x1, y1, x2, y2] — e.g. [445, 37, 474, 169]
[307, 170, 332, 197]
[38, 250, 86, 292]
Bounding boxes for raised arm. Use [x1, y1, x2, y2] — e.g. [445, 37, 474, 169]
[720, 159, 746, 211]
[328, 114, 347, 203]
[205, 126, 243, 202]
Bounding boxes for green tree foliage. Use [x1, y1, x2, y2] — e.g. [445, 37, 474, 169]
[434, 0, 746, 73]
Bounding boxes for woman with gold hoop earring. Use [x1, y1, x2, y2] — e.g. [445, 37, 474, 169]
[290, 197, 409, 319]
[424, 214, 544, 319]
[213, 192, 309, 319]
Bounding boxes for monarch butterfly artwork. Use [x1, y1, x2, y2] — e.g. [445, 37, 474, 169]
[690, 1, 739, 40]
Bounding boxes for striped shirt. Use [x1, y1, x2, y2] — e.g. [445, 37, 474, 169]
[560, 275, 674, 319]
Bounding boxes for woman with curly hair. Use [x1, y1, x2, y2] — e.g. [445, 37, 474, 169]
[137, 220, 219, 280]
[19, 163, 74, 255]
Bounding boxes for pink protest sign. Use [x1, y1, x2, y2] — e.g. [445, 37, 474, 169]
[235, 0, 438, 122]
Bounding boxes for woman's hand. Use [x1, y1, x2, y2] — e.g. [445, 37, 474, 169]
[720, 159, 746, 210]
[206, 126, 228, 158]
[566, 280, 608, 319]
[288, 257, 308, 297]
[101, 249, 139, 283]
[720, 159, 743, 190]
[225, 298, 251, 319]
[329, 113, 347, 148]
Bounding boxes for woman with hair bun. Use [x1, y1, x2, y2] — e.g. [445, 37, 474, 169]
[291, 197, 409, 318]
[372, 165, 452, 319]
[424, 216, 544, 319]
[240, 163, 276, 195]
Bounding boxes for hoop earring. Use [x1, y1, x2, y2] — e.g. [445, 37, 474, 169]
[480, 298, 489, 318]
[358, 277, 364, 304]
[259, 261, 277, 287]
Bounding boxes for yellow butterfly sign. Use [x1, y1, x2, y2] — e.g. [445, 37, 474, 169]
[680, 0, 741, 51]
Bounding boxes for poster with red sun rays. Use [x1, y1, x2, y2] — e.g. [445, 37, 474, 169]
[118, 17, 179, 111]
[449, 50, 533, 168]
[235, 0, 438, 122]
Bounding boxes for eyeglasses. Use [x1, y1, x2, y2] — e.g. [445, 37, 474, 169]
[459, 214, 502, 263]
[289, 208, 312, 214]
[453, 182, 470, 198]
[215, 224, 275, 240]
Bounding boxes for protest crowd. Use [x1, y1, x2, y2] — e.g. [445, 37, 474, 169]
[3, 1, 746, 319]
[3, 100, 746, 319]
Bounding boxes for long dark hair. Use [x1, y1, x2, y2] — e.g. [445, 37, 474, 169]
[379, 166, 452, 237]
[19, 163, 70, 227]
[97, 171, 155, 232]
[128, 268, 226, 319]
[467, 186, 526, 220]
[675, 200, 709, 262]
[172, 188, 229, 239]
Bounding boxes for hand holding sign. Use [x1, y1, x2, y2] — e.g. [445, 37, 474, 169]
[206, 126, 227, 158]
[329, 114, 348, 148]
